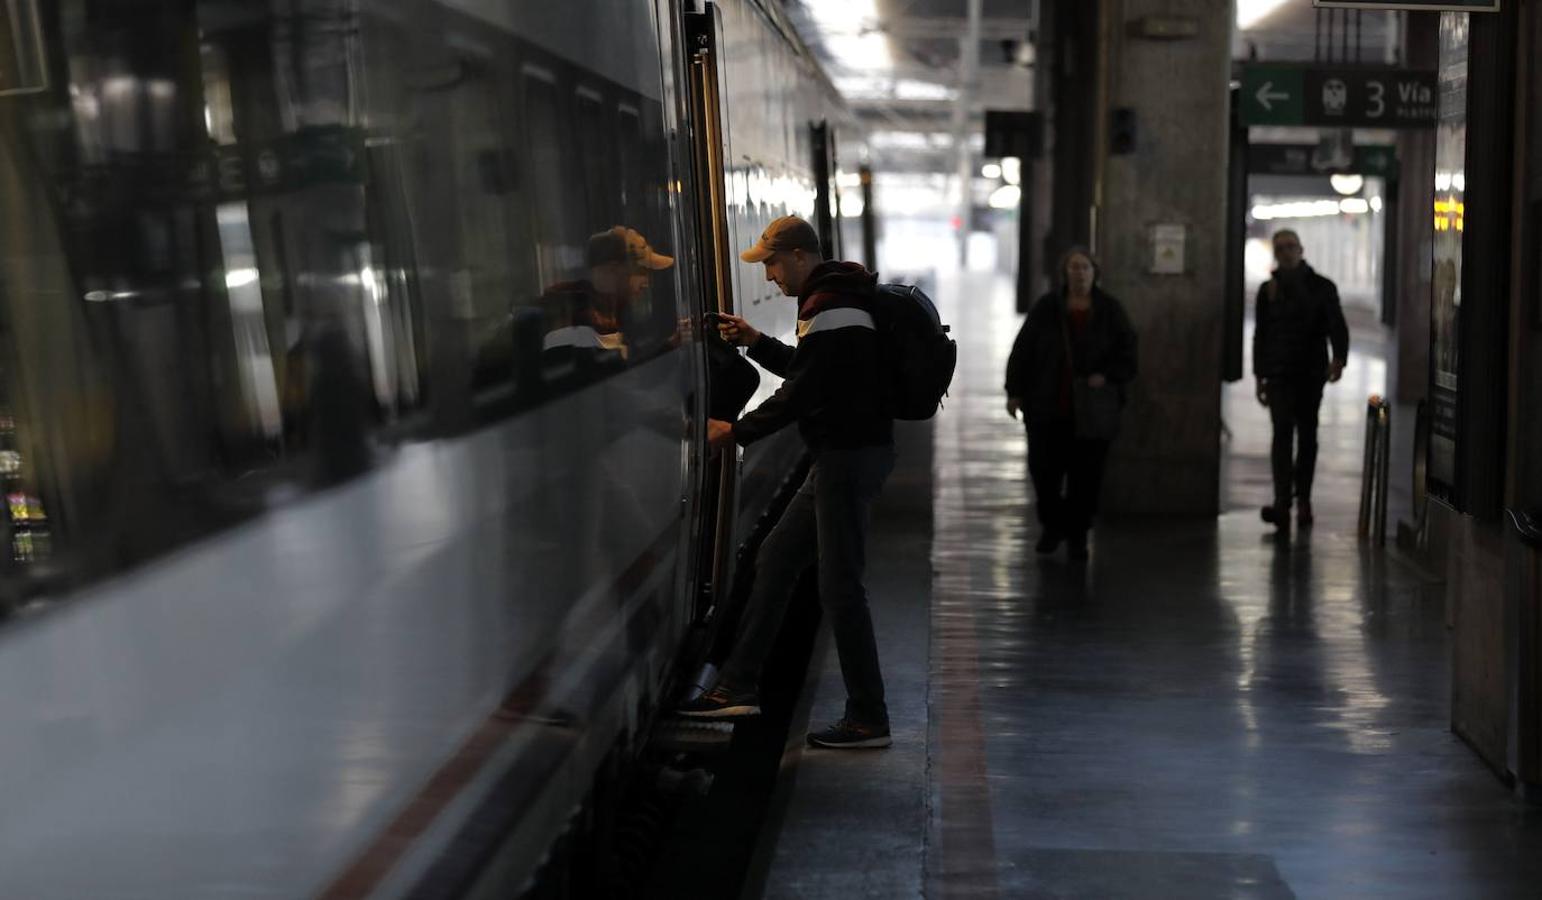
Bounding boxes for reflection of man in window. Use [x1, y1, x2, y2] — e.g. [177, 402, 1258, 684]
[536, 227, 673, 384]
[581, 226, 674, 359]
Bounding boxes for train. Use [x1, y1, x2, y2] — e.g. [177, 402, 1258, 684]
[0, 0, 865, 896]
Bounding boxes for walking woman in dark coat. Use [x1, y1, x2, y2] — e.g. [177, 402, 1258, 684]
[1004, 247, 1138, 561]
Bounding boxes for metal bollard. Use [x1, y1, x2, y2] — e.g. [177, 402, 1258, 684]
[1358, 395, 1391, 545]
[1358, 398, 1379, 538]
[1375, 400, 1391, 544]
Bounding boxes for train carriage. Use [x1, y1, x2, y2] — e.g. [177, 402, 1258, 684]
[0, 0, 862, 896]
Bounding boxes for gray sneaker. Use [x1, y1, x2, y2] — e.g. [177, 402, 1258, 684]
[677, 684, 761, 719]
[807, 718, 891, 749]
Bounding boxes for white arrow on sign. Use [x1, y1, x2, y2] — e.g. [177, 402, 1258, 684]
[1255, 81, 1291, 112]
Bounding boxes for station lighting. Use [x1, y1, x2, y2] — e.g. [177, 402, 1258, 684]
[1237, 0, 1290, 30]
[832, 76, 956, 101]
[988, 184, 1022, 210]
[1250, 199, 1357, 220]
[897, 80, 954, 100]
[803, 0, 891, 72]
[1339, 198, 1370, 214]
[981, 162, 1002, 179]
[1370, 196, 1384, 213]
[224, 267, 259, 288]
[870, 130, 951, 150]
[1001, 157, 1022, 186]
[1329, 174, 1365, 196]
[1434, 198, 1465, 232]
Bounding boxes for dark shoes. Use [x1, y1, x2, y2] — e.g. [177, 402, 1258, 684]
[1036, 527, 1088, 561]
[807, 718, 892, 749]
[677, 683, 761, 719]
[1262, 500, 1314, 529]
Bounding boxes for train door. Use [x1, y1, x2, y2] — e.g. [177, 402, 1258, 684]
[684, 4, 738, 625]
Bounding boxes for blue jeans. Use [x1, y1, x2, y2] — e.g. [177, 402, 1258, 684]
[721, 445, 896, 725]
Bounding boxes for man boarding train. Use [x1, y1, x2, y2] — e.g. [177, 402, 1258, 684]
[678, 215, 897, 750]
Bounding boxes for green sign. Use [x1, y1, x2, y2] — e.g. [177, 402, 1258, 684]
[1314, 2, 1497, 10]
[1241, 65, 1438, 129]
[1242, 66, 1304, 127]
[1248, 144, 1397, 178]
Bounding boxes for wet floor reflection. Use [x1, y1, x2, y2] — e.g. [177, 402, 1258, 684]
[927, 270, 1542, 898]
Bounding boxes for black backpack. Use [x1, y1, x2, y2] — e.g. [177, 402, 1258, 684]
[872, 283, 957, 420]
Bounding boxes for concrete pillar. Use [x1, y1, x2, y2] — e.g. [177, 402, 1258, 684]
[1391, 13, 1439, 405]
[1094, 0, 1231, 516]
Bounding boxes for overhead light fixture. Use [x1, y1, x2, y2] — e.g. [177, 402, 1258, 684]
[1250, 199, 1350, 221]
[981, 162, 1002, 179]
[1329, 174, 1364, 196]
[1339, 198, 1370, 214]
[988, 184, 1022, 210]
[893, 79, 956, 101]
[1236, 0, 1290, 31]
[1001, 157, 1022, 186]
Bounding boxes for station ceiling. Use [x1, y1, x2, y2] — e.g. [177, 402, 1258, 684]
[1237, 0, 1402, 64]
[782, 0, 1411, 173]
[780, 0, 1034, 172]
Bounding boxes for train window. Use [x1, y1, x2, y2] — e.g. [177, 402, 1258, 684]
[618, 105, 642, 219]
[574, 87, 618, 228]
[511, 68, 681, 390]
[522, 68, 574, 290]
[0, 2, 686, 616]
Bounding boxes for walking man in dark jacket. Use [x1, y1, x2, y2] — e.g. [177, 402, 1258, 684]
[677, 215, 896, 749]
[1255, 229, 1350, 530]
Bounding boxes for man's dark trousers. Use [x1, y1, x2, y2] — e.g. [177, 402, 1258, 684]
[1268, 377, 1325, 507]
[720, 445, 895, 726]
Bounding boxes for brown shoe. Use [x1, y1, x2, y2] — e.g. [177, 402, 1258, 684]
[1297, 500, 1314, 526]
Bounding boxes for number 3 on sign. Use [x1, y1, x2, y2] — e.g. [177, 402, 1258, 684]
[1367, 81, 1385, 118]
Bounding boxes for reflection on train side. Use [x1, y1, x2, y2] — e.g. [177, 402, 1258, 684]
[0, 1, 684, 612]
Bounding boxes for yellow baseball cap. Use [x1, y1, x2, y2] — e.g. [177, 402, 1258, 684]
[739, 215, 822, 263]
[587, 226, 674, 270]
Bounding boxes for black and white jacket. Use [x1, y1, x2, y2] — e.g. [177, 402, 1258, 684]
[733, 261, 893, 451]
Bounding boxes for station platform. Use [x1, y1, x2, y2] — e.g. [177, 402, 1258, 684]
[747, 271, 1542, 899]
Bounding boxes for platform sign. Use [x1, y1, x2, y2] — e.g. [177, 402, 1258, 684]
[1313, 2, 1497, 11]
[1241, 65, 1438, 129]
[1248, 144, 1397, 178]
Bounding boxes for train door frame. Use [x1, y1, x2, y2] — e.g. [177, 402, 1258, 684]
[684, 3, 738, 625]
